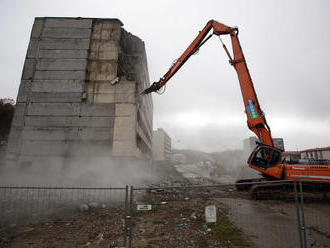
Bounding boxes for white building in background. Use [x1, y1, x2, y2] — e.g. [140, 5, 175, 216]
[152, 128, 171, 161]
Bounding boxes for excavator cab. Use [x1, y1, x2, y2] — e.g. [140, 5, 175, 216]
[248, 145, 282, 171]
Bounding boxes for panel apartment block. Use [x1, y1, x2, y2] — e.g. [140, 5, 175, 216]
[6, 17, 153, 169]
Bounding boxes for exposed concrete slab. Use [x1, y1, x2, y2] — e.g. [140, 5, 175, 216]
[34, 70, 86, 80]
[22, 59, 36, 80]
[44, 18, 92, 28]
[17, 80, 32, 103]
[24, 116, 115, 128]
[31, 80, 84, 93]
[36, 59, 87, 71]
[39, 39, 90, 50]
[27, 40, 39, 58]
[29, 92, 82, 103]
[11, 103, 26, 127]
[38, 49, 89, 59]
[31, 18, 44, 38]
[80, 103, 115, 116]
[42, 27, 91, 39]
[21, 128, 112, 141]
[27, 103, 81, 116]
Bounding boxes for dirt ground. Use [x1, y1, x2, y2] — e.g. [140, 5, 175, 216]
[1, 164, 330, 247]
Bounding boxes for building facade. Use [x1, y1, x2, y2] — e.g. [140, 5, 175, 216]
[243, 136, 285, 154]
[152, 128, 171, 161]
[6, 17, 153, 169]
[300, 147, 330, 160]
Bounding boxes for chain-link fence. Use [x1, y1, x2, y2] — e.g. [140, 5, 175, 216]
[0, 186, 129, 247]
[1, 181, 329, 247]
[127, 180, 309, 248]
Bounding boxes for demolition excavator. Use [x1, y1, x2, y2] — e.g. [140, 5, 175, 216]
[142, 20, 330, 197]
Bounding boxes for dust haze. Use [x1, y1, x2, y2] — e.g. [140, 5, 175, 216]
[0, 145, 156, 187]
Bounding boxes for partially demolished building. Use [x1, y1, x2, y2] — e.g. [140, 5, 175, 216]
[6, 17, 153, 169]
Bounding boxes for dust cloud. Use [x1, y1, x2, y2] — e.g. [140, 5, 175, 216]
[0, 146, 156, 187]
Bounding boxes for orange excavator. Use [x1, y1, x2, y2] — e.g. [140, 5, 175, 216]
[142, 20, 330, 194]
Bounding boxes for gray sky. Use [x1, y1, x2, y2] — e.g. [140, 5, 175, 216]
[1, 0, 329, 152]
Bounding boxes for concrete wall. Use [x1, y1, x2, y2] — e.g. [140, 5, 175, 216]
[6, 17, 153, 169]
[152, 128, 171, 161]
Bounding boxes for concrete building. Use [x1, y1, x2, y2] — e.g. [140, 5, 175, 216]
[273, 138, 285, 151]
[6, 17, 153, 169]
[283, 151, 301, 163]
[300, 147, 330, 160]
[243, 136, 285, 154]
[152, 128, 171, 161]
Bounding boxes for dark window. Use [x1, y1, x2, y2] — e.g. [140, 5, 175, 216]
[250, 147, 281, 169]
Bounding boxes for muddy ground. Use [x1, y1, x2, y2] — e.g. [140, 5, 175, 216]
[1, 163, 330, 247]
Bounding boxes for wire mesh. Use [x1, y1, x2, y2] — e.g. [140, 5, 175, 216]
[130, 181, 302, 248]
[0, 186, 127, 247]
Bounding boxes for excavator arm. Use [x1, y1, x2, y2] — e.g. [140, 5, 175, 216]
[142, 20, 274, 147]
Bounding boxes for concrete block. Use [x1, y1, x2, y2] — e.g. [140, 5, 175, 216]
[115, 103, 136, 116]
[38, 49, 89, 59]
[44, 18, 92, 28]
[22, 59, 36, 80]
[78, 128, 113, 141]
[27, 103, 81, 116]
[87, 93, 115, 103]
[22, 128, 79, 141]
[79, 117, 115, 127]
[93, 50, 118, 60]
[113, 116, 135, 141]
[30, 92, 82, 103]
[42, 27, 91, 39]
[80, 103, 115, 116]
[6, 127, 23, 154]
[24, 116, 115, 128]
[34, 70, 86, 80]
[25, 116, 80, 127]
[12, 103, 26, 127]
[90, 41, 118, 52]
[27, 40, 39, 58]
[115, 93, 136, 103]
[39, 39, 90, 50]
[87, 61, 117, 81]
[31, 18, 44, 38]
[17, 80, 31, 103]
[112, 140, 136, 157]
[20, 140, 68, 156]
[31, 80, 84, 93]
[36, 59, 87, 71]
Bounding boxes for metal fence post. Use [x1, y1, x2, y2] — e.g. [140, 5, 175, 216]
[294, 180, 304, 248]
[123, 185, 129, 247]
[299, 180, 307, 248]
[128, 185, 134, 248]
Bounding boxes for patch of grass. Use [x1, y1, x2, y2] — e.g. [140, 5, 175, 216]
[206, 214, 252, 248]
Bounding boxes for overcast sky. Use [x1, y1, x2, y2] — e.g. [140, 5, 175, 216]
[1, 0, 329, 152]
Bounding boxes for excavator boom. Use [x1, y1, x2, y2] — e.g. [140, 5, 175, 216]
[142, 20, 273, 147]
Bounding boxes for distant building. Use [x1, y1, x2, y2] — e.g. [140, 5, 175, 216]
[300, 147, 330, 160]
[283, 151, 301, 163]
[273, 138, 285, 151]
[171, 153, 187, 164]
[243, 136, 285, 154]
[152, 128, 171, 161]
